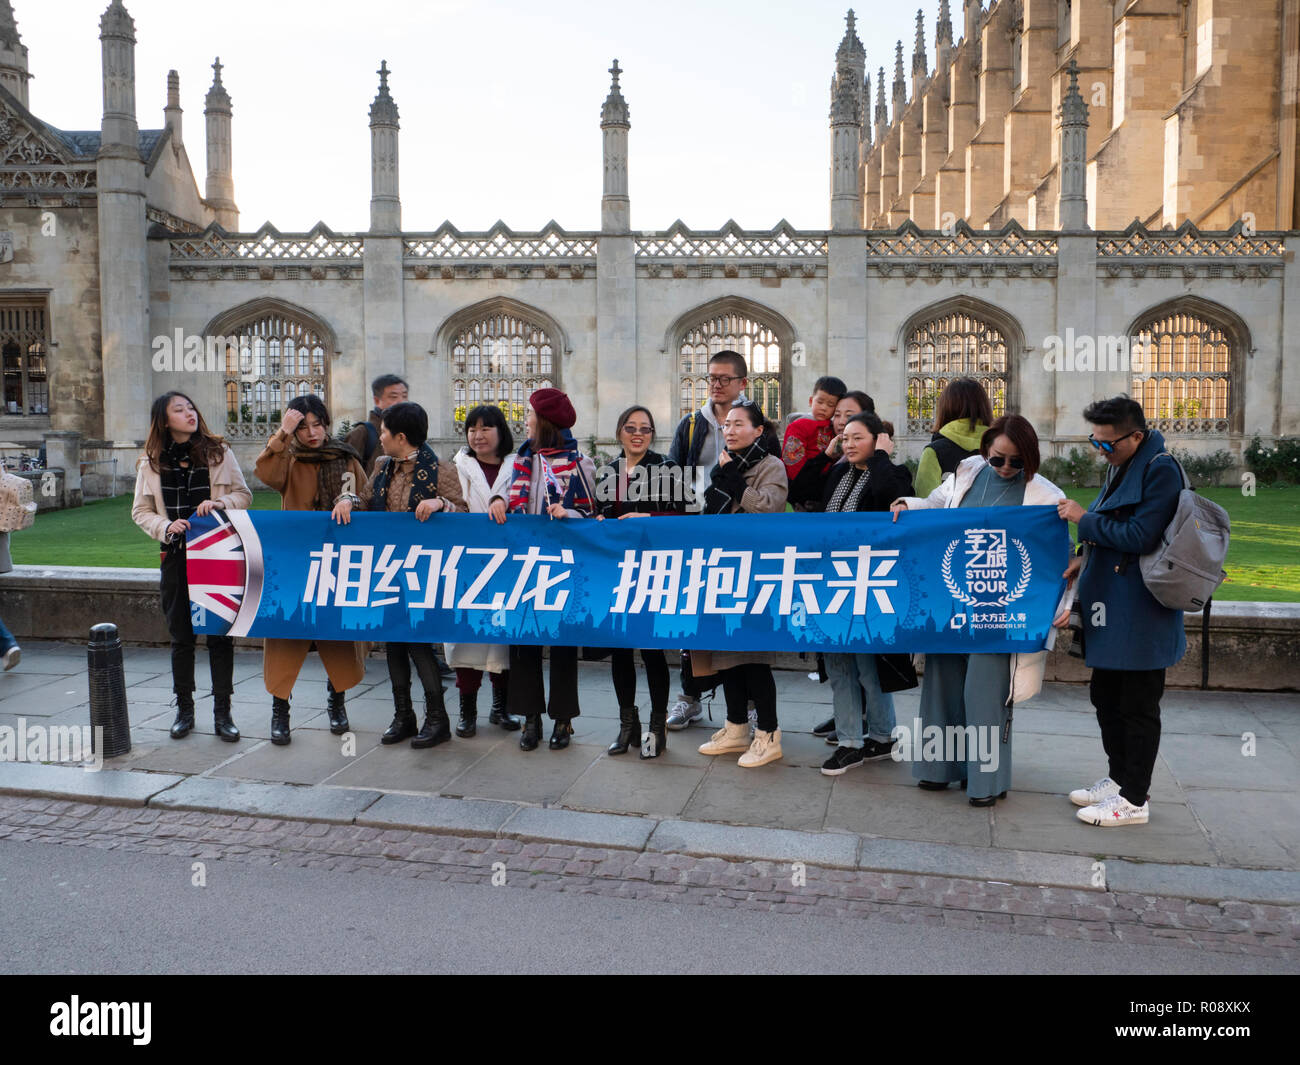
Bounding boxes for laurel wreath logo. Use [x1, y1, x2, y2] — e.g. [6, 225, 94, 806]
[942, 537, 1033, 608]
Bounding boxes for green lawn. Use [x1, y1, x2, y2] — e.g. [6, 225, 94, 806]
[12, 491, 282, 569]
[12, 485, 1299, 602]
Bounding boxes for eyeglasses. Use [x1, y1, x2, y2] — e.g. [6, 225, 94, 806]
[707, 374, 742, 386]
[1088, 430, 1141, 453]
[731, 398, 758, 409]
[987, 455, 1025, 469]
[621, 425, 653, 436]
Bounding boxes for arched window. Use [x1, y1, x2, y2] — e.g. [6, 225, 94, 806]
[672, 299, 792, 423]
[1129, 301, 1243, 433]
[439, 299, 567, 435]
[0, 301, 49, 415]
[904, 302, 1012, 433]
[209, 301, 332, 437]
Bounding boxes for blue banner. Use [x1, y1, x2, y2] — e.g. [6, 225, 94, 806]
[186, 508, 1070, 653]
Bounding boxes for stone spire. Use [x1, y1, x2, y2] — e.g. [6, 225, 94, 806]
[874, 65, 888, 143]
[892, 40, 906, 120]
[204, 57, 237, 229]
[1057, 58, 1090, 231]
[601, 59, 631, 232]
[861, 70, 872, 147]
[830, 72, 862, 230]
[368, 60, 401, 233]
[911, 9, 927, 99]
[964, 0, 982, 47]
[164, 69, 182, 148]
[833, 9, 867, 136]
[0, 0, 30, 108]
[99, 1, 137, 151]
[937, 0, 953, 45]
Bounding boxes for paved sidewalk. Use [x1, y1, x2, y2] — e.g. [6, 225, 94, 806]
[1, 641, 1298, 905]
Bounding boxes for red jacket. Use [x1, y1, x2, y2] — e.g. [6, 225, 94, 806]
[781, 416, 833, 480]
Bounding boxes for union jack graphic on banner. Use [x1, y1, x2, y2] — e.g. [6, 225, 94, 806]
[539, 454, 564, 505]
[185, 513, 249, 628]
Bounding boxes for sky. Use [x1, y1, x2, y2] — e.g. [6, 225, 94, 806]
[23, 0, 943, 232]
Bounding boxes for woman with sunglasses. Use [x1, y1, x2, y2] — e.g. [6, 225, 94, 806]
[596, 405, 686, 759]
[889, 414, 1067, 805]
[695, 398, 790, 768]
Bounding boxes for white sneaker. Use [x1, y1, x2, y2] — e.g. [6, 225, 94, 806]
[738, 728, 783, 768]
[2, 645, 19, 671]
[1069, 776, 1121, 807]
[698, 720, 751, 755]
[1077, 793, 1149, 826]
[666, 694, 702, 731]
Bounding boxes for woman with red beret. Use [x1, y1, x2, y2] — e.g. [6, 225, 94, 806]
[487, 388, 597, 751]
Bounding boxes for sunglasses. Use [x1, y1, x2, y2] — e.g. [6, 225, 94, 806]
[987, 455, 1025, 469]
[1088, 430, 1141, 453]
[621, 425, 654, 436]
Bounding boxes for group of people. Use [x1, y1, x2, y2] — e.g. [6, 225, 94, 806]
[131, 354, 1189, 829]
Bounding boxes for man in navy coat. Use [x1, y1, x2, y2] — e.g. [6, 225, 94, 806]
[1057, 396, 1186, 827]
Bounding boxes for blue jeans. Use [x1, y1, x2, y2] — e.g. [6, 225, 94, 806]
[825, 653, 895, 748]
[0, 614, 15, 654]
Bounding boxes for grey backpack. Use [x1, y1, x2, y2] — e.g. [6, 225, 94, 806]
[1138, 455, 1230, 612]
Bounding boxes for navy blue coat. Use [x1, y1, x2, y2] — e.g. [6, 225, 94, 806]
[1076, 429, 1187, 671]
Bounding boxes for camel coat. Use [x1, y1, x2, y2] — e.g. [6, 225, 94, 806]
[254, 430, 372, 699]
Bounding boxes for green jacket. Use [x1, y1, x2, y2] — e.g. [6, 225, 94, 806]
[913, 419, 989, 499]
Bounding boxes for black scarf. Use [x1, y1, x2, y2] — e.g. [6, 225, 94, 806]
[703, 438, 770, 515]
[159, 438, 211, 524]
[369, 442, 441, 512]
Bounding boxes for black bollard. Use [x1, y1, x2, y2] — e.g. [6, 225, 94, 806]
[87, 623, 131, 758]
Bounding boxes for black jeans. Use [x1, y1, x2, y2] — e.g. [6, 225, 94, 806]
[508, 645, 579, 721]
[387, 643, 446, 708]
[1090, 667, 1165, 806]
[611, 648, 669, 715]
[160, 547, 233, 697]
[721, 663, 777, 733]
[679, 650, 720, 700]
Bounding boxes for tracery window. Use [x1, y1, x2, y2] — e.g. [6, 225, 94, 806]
[451, 311, 555, 434]
[0, 301, 49, 415]
[905, 309, 1009, 432]
[678, 312, 785, 423]
[1130, 308, 1234, 433]
[221, 311, 327, 436]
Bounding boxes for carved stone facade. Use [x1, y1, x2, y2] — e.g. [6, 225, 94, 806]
[0, 1, 1296, 495]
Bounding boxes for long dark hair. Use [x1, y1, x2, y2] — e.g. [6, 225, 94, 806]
[145, 391, 226, 472]
[932, 377, 993, 434]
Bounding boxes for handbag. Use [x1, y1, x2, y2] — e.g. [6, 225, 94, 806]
[876, 652, 918, 694]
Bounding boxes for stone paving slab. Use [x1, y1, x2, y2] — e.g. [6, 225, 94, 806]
[356, 792, 519, 836]
[500, 806, 656, 850]
[1103, 860, 1300, 906]
[0, 761, 183, 806]
[647, 818, 860, 868]
[149, 775, 382, 824]
[857, 837, 1098, 890]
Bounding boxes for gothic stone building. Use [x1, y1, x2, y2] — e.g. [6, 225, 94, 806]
[1, 0, 1297, 500]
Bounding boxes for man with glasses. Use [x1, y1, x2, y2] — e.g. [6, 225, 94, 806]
[664, 350, 749, 729]
[1056, 396, 1186, 828]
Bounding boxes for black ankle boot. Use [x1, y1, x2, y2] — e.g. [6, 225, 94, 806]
[640, 707, 667, 760]
[213, 693, 239, 743]
[549, 719, 574, 750]
[270, 696, 291, 745]
[326, 681, 350, 735]
[169, 692, 196, 739]
[488, 680, 520, 731]
[382, 687, 418, 745]
[520, 714, 542, 751]
[607, 705, 640, 755]
[455, 690, 477, 738]
[413, 689, 452, 749]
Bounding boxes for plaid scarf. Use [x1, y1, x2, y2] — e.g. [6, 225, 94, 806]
[288, 438, 363, 512]
[702, 438, 771, 515]
[825, 464, 871, 513]
[507, 430, 593, 515]
[369, 442, 441, 512]
[159, 439, 211, 523]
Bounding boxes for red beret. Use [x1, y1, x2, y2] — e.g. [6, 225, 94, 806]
[529, 387, 576, 430]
